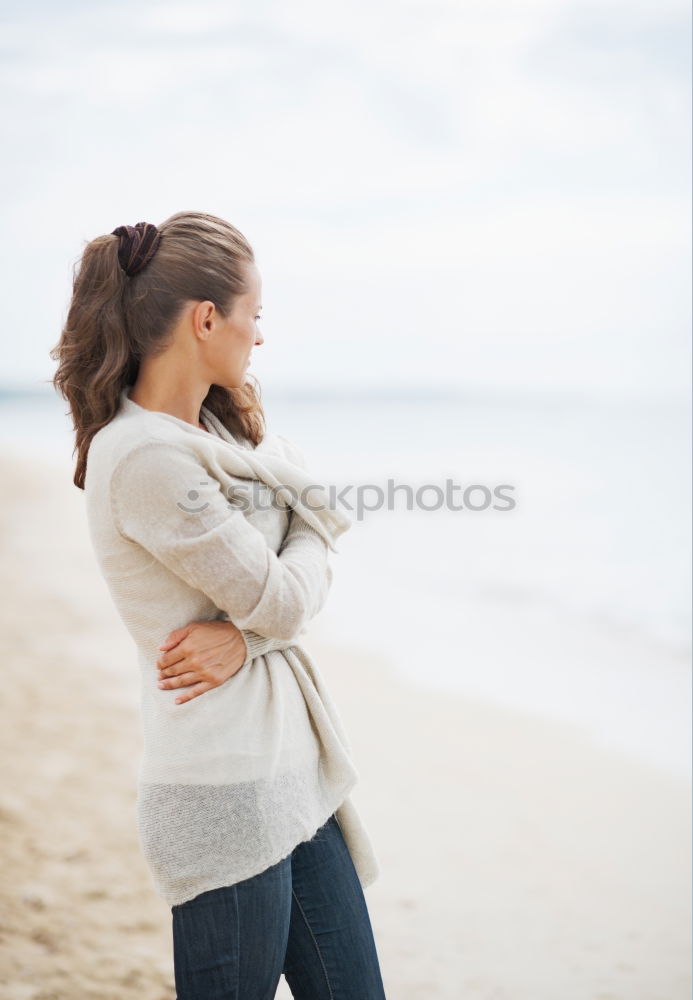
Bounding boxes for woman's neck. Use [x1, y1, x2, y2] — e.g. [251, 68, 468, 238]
[127, 378, 211, 431]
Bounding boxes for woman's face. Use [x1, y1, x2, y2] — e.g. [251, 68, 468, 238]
[202, 260, 264, 388]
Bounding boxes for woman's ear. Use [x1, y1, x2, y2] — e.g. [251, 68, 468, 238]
[192, 299, 217, 340]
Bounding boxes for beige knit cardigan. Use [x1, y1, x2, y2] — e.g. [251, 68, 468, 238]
[83, 385, 380, 906]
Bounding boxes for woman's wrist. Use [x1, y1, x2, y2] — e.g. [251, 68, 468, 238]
[238, 627, 301, 668]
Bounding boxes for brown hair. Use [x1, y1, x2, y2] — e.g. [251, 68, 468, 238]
[50, 210, 266, 489]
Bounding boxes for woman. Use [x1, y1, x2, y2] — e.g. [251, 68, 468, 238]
[50, 211, 387, 999]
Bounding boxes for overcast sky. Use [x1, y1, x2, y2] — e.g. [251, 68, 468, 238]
[0, 0, 690, 398]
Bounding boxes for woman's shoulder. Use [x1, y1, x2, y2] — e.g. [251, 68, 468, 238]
[90, 410, 171, 459]
[86, 408, 201, 495]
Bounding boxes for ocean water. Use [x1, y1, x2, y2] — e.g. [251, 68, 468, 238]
[2, 384, 690, 777]
[261, 389, 692, 649]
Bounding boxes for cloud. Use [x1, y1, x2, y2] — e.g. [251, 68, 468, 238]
[0, 0, 688, 395]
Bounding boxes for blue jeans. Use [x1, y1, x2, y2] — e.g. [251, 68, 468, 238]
[171, 813, 388, 999]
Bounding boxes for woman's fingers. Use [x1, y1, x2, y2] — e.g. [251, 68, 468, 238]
[158, 662, 183, 678]
[157, 671, 214, 705]
[172, 681, 214, 705]
[158, 671, 199, 690]
[158, 624, 194, 652]
[158, 650, 201, 677]
[156, 647, 188, 671]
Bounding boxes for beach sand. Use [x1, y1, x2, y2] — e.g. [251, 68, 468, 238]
[0, 451, 690, 999]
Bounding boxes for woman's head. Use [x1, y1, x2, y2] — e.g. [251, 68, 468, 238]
[51, 210, 267, 489]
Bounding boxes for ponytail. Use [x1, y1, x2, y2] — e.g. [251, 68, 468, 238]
[51, 233, 138, 489]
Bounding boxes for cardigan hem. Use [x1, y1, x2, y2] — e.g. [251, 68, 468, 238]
[163, 781, 359, 908]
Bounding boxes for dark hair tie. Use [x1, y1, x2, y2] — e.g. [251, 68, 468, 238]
[111, 221, 161, 276]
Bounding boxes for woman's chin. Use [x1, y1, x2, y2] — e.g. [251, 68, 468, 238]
[217, 371, 250, 389]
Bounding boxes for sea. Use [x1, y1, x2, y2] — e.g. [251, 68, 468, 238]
[1, 383, 690, 779]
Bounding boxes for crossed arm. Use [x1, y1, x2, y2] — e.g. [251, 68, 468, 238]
[110, 440, 333, 703]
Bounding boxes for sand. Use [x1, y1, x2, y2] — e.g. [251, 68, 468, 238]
[0, 451, 690, 999]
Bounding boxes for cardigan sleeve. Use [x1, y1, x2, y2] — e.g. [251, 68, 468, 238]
[234, 511, 333, 666]
[110, 440, 334, 641]
[273, 431, 334, 616]
[236, 434, 333, 660]
[237, 628, 299, 668]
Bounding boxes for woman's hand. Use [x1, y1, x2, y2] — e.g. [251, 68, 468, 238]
[156, 620, 248, 705]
